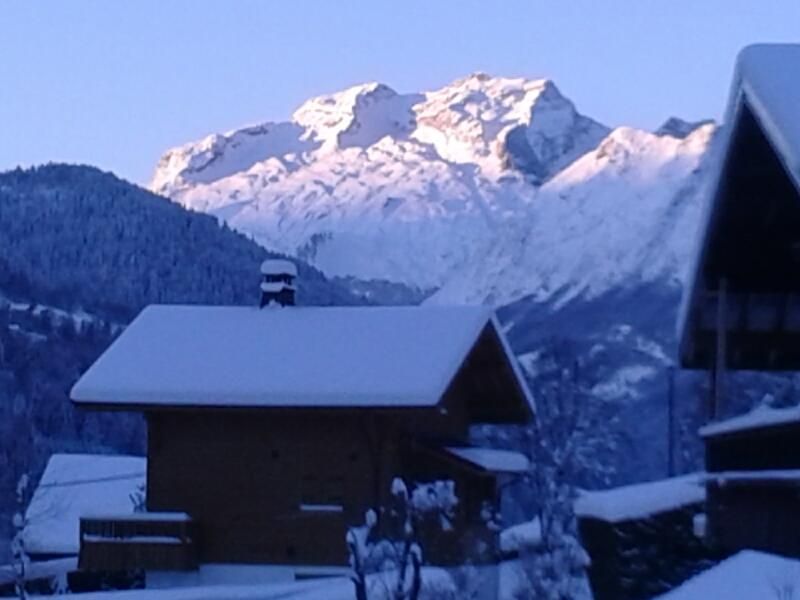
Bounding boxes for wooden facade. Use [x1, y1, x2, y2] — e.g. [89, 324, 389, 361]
[704, 420, 800, 557]
[706, 477, 800, 557]
[705, 422, 800, 472]
[141, 408, 506, 568]
[677, 45, 800, 565]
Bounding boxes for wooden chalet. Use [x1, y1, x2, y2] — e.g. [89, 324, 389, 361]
[679, 44, 800, 558]
[69, 274, 535, 584]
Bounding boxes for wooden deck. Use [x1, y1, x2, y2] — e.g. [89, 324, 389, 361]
[78, 513, 198, 572]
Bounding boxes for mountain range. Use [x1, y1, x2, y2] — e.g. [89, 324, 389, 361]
[150, 74, 715, 308]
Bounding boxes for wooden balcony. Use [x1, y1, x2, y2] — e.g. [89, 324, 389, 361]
[79, 513, 198, 572]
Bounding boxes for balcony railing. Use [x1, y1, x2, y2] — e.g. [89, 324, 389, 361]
[79, 512, 198, 572]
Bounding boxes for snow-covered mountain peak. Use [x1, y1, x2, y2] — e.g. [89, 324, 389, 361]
[656, 116, 716, 139]
[150, 74, 716, 307]
[411, 75, 608, 179]
[292, 82, 418, 152]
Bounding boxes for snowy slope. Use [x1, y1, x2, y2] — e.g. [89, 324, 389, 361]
[430, 123, 714, 306]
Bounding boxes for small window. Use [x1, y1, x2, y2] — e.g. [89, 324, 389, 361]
[299, 474, 345, 512]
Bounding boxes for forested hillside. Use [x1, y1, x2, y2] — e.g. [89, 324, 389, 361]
[0, 164, 363, 558]
[0, 164, 356, 320]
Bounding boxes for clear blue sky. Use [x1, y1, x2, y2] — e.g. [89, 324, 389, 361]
[2, 1, 798, 185]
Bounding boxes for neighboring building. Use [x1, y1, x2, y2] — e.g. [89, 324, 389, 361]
[574, 475, 709, 600]
[9, 453, 146, 594]
[679, 44, 800, 558]
[69, 268, 534, 585]
[24, 453, 146, 561]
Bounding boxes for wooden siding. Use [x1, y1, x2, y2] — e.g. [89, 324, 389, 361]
[146, 410, 498, 567]
[705, 423, 800, 472]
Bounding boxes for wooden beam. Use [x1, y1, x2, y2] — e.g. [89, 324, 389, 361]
[712, 278, 728, 421]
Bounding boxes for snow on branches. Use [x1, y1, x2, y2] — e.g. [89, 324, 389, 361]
[347, 478, 459, 600]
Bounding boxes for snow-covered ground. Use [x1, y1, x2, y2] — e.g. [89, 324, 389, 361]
[150, 74, 714, 308]
[24, 565, 502, 599]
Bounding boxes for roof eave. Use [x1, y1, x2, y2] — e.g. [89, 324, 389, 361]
[489, 314, 537, 420]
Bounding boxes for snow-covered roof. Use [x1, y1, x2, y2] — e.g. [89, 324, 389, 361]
[574, 474, 705, 523]
[700, 404, 800, 438]
[444, 447, 529, 474]
[71, 305, 533, 412]
[24, 453, 146, 555]
[656, 550, 800, 600]
[678, 44, 800, 368]
[706, 469, 800, 484]
[81, 511, 191, 521]
[499, 518, 542, 554]
[260, 258, 298, 277]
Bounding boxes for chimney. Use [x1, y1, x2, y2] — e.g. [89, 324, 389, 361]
[260, 259, 297, 307]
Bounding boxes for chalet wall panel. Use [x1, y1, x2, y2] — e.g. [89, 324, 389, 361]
[706, 425, 800, 472]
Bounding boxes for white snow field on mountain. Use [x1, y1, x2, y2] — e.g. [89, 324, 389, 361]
[150, 74, 715, 308]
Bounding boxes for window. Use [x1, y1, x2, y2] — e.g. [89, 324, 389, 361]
[299, 474, 345, 513]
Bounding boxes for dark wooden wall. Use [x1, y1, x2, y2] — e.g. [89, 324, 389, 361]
[705, 424, 800, 472]
[707, 480, 800, 557]
[146, 409, 492, 567]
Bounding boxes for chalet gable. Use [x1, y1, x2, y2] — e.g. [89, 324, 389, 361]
[679, 44, 800, 370]
[70, 304, 534, 423]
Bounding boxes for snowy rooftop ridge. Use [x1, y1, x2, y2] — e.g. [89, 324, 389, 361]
[700, 403, 800, 438]
[574, 473, 704, 523]
[71, 304, 534, 413]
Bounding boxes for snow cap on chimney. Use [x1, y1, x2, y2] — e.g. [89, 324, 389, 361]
[260, 259, 298, 308]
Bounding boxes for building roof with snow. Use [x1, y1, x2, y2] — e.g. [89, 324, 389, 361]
[443, 446, 529, 474]
[700, 403, 800, 438]
[656, 550, 800, 600]
[23, 453, 146, 556]
[70, 304, 534, 420]
[680, 44, 800, 370]
[574, 474, 705, 523]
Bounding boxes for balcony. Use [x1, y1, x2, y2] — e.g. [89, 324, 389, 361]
[79, 512, 198, 572]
